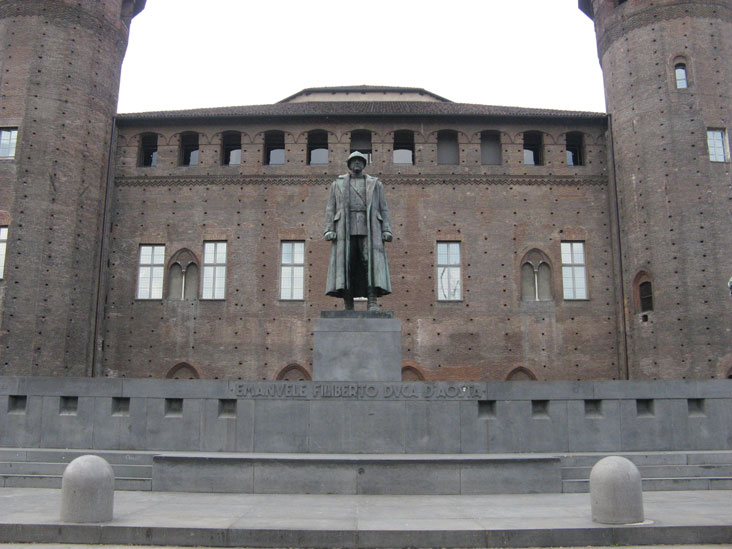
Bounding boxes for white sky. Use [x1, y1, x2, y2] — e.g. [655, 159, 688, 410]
[117, 0, 607, 114]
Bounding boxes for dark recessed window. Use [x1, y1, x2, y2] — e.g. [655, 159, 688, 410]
[523, 131, 543, 165]
[264, 130, 285, 165]
[480, 130, 501, 165]
[139, 133, 158, 167]
[437, 130, 459, 165]
[350, 130, 372, 164]
[393, 130, 415, 164]
[639, 281, 653, 312]
[308, 130, 328, 165]
[180, 132, 199, 166]
[566, 132, 585, 166]
[222, 131, 241, 166]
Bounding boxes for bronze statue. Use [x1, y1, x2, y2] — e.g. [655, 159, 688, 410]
[324, 151, 392, 310]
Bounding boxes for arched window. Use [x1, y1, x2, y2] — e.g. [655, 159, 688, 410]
[506, 367, 536, 381]
[566, 132, 585, 166]
[167, 249, 199, 300]
[437, 130, 459, 165]
[166, 363, 200, 379]
[633, 271, 654, 313]
[520, 250, 552, 301]
[264, 130, 285, 165]
[523, 131, 544, 165]
[401, 365, 425, 381]
[221, 131, 241, 166]
[307, 130, 328, 165]
[480, 130, 501, 165]
[138, 133, 158, 167]
[350, 130, 372, 163]
[393, 130, 415, 164]
[675, 63, 688, 89]
[276, 364, 312, 381]
[179, 132, 199, 166]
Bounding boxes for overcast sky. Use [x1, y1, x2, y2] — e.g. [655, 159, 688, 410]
[117, 0, 607, 114]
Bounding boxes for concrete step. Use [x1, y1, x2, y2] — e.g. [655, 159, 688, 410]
[0, 461, 151, 477]
[561, 463, 732, 480]
[19, 449, 155, 466]
[0, 474, 152, 491]
[562, 476, 732, 493]
[559, 451, 732, 467]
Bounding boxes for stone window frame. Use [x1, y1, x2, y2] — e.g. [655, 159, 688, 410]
[202, 241, 227, 300]
[0, 128, 18, 159]
[136, 244, 165, 300]
[707, 129, 729, 163]
[280, 240, 305, 301]
[0, 226, 7, 279]
[166, 248, 200, 300]
[565, 131, 585, 166]
[632, 271, 654, 313]
[560, 241, 588, 300]
[221, 130, 242, 166]
[263, 130, 286, 165]
[393, 129, 415, 165]
[307, 129, 329, 166]
[179, 131, 200, 167]
[480, 130, 502, 165]
[522, 130, 544, 166]
[520, 249, 553, 302]
[674, 63, 688, 89]
[276, 363, 312, 381]
[436, 241, 462, 301]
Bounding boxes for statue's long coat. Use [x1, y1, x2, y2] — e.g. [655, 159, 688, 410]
[324, 173, 392, 297]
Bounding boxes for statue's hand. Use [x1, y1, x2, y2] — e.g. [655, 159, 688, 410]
[324, 231, 337, 241]
[382, 231, 393, 242]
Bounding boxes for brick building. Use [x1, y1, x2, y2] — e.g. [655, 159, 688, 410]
[0, 0, 730, 382]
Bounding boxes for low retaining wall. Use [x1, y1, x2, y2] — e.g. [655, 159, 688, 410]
[0, 377, 730, 453]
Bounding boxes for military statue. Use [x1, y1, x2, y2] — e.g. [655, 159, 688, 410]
[324, 151, 392, 311]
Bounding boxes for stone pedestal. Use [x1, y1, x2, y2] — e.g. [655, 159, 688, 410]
[313, 311, 401, 381]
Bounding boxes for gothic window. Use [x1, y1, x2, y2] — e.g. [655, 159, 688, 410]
[0, 226, 7, 278]
[221, 131, 241, 166]
[0, 128, 17, 158]
[401, 365, 425, 381]
[137, 245, 165, 299]
[437, 130, 459, 165]
[523, 131, 543, 165]
[436, 241, 461, 301]
[350, 130, 372, 163]
[264, 130, 285, 165]
[179, 132, 199, 166]
[566, 132, 585, 166]
[521, 250, 552, 301]
[276, 364, 312, 381]
[633, 271, 654, 314]
[675, 63, 688, 89]
[707, 129, 728, 162]
[480, 130, 501, 165]
[561, 241, 587, 300]
[308, 130, 328, 165]
[166, 249, 199, 300]
[506, 367, 537, 381]
[166, 363, 200, 379]
[202, 241, 226, 299]
[280, 241, 304, 300]
[138, 133, 158, 167]
[393, 130, 415, 164]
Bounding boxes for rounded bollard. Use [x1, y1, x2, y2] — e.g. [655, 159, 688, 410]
[60, 455, 115, 523]
[590, 455, 644, 524]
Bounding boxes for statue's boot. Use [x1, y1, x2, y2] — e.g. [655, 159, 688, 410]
[367, 289, 379, 311]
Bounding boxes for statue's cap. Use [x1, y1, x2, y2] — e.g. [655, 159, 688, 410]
[347, 151, 368, 166]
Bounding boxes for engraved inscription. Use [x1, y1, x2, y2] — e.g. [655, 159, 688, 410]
[230, 382, 487, 400]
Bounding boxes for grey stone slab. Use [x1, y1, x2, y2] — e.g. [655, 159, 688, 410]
[308, 401, 350, 453]
[0, 377, 20, 394]
[567, 399, 621, 452]
[460, 400, 488, 453]
[619, 398, 683, 451]
[39, 396, 94, 448]
[144, 398, 201, 451]
[2, 475, 62, 488]
[152, 456, 254, 492]
[0, 395, 42, 447]
[356, 461, 460, 495]
[357, 528, 486, 549]
[313, 317, 401, 381]
[92, 397, 148, 450]
[347, 400, 405, 453]
[115, 478, 152, 491]
[483, 381, 594, 400]
[684, 399, 730, 450]
[200, 398, 237, 451]
[253, 461, 357, 494]
[686, 451, 732, 464]
[24, 377, 122, 397]
[121, 378, 228, 398]
[253, 400, 309, 452]
[460, 458, 562, 494]
[404, 400, 461, 453]
[234, 399, 255, 452]
[487, 400, 568, 453]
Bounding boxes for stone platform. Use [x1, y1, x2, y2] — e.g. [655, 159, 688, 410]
[0, 487, 730, 548]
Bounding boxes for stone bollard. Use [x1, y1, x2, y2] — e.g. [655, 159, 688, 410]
[590, 455, 644, 524]
[60, 455, 115, 523]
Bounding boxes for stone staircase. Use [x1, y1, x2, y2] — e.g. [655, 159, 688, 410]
[560, 451, 732, 493]
[0, 449, 153, 490]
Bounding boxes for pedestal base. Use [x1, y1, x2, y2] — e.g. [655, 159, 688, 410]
[313, 311, 401, 381]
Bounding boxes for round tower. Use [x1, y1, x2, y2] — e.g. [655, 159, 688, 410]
[581, 0, 732, 379]
[0, 0, 145, 375]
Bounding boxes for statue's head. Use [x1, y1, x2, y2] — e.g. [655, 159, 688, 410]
[347, 151, 368, 175]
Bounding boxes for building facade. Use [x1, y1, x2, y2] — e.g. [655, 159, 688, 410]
[0, 0, 730, 382]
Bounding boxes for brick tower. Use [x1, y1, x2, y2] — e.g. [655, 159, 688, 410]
[581, 0, 732, 378]
[0, 0, 145, 375]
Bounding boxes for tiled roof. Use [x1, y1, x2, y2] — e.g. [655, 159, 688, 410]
[117, 101, 607, 123]
[278, 85, 452, 103]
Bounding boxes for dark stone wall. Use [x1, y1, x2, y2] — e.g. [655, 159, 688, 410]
[105, 117, 619, 381]
[588, 0, 732, 379]
[0, 0, 139, 375]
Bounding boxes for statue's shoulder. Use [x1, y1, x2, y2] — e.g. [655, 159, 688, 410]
[366, 174, 382, 185]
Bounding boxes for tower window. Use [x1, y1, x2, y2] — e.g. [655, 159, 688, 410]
[202, 241, 227, 300]
[280, 241, 305, 300]
[138, 133, 158, 167]
[0, 128, 17, 158]
[393, 130, 415, 164]
[0, 226, 7, 279]
[264, 130, 285, 165]
[566, 132, 585, 166]
[437, 130, 459, 165]
[639, 281, 653, 312]
[480, 131, 501, 165]
[675, 63, 688, 89]
[436, 241, 461, 301]
[179, 132, 199, 166]
[707, 129, 728, 162]
[222, 131, 241, 166]
[521, 252, 552, 302]
[350, 130, 372, 164]
[561, 241, 587, 300]
[137, 245, 165, 300]
[308, 130, 328, 165]
[523, 131, 543, 165]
